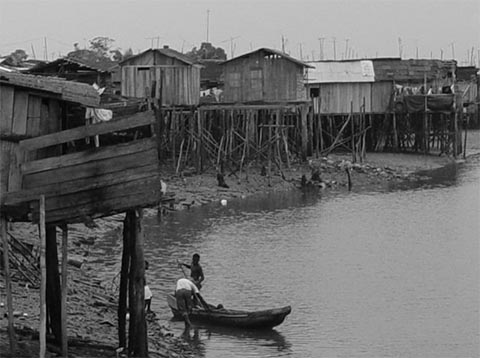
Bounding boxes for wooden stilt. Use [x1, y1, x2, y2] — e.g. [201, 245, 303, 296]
[1, 216, 17, 353]
[301, 105, 308, 161]
[61, 225, 68, 357]
[463, 114, 468, 159]
[118, 212, 131, 349]
[39, 195, 47, 358]
[267, 112, 272, 186]
[127, 209, 147, 357]
[46, 225, 62, 344]
[350, 102, 355, 162]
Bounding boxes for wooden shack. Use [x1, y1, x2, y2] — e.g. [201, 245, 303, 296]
[1, 71, 162, 356]
[306, 59, 382, 114]
[221, 48, 312, 103]
[119, 46, 201, 106]
[28, 50, 118, 88]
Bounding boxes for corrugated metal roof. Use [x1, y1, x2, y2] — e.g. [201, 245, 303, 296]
[30, 51, 117, 73]
[0, 72, 101, 107]
[372, 58, 456, 82]
[306, 60, 375, 83]
[222, 48, 313, 68]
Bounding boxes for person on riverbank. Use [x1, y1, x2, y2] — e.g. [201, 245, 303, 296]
[175, 277, 208, 329]
[179, 253, 205, 289]
[145, 260, 152, 313]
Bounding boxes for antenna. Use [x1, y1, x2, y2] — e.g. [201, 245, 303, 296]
[331, 37, 336, 60]
[344, 38, 349, 59]
[44, 37, 48, 61]
[206, 9, 210, 43]
[220, 36, 240, 58]
[318, 37, 325, 60]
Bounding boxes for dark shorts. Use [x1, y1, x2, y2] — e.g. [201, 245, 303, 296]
[175, 289, 193, 315]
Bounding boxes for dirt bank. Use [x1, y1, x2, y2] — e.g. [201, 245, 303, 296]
[0, 151, 466, 357]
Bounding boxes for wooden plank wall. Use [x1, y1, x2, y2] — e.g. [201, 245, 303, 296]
[1, 86, 61, 195]
[223, 54, 307, 103]
[2, 111, 162, 224]
[121, 66, 200, 105]
[314, 83, 373, 114]
[371, 82, 394, 113]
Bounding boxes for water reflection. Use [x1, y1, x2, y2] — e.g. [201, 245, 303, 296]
[181, 328, 206, 357]
[180, 325, 292, 358]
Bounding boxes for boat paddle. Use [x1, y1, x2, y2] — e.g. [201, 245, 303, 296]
[176, 259, 210, 312]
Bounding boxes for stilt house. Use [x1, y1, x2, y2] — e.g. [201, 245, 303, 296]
[119, 46, 202, 106]
[221, 48, 312, 103]
[1, 71, 163, 355]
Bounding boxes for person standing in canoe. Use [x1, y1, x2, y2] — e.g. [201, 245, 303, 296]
[179, 253, 204, 289]
[175, 278, 208, 329]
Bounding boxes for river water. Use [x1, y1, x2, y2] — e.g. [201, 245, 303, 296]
[97, 155, 479, 358]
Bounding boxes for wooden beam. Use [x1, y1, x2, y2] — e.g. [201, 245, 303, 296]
[2, 164, 159, 207]
[1, 216, 17, 353]
[21, 138, 157, 175]
[39, 195, 46, 358]
[19, 111, 156, 151]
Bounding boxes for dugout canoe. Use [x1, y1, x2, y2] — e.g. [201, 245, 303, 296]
[166, 294, 291, 329]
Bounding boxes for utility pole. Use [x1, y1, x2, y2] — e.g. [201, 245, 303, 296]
[31, 44, 36, 59]
[440, 48, 444, 60]
[398, 37, 403, 58]
[451, 42, 455, 59]
[298, 43, 303, 60]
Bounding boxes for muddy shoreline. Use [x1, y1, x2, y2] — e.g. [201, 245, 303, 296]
[0, 151, 471, 357]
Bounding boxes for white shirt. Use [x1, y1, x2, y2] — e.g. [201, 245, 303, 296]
[176, 278, 199, 293]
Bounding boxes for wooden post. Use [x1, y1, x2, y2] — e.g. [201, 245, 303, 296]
[127, 209, 147, 357]
[267, 112, 272, 186]
[463, 113, 468, 159]
[118, 212, 131, 349]
[361, 97, 367, 160]
[301, 105, 308, 161]
[39, 195, 47, 358]
[424, 73, 428, 154]
[61, 225, 68, 357]
[46, 225, 62, 344]
[350, 102, 355, 162]
[1, 216, 17, 353]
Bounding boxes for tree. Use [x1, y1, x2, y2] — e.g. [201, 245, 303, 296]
[89, 36, 115, 56]
[186, 42, 227, 61]
[4, 49, 28, 66]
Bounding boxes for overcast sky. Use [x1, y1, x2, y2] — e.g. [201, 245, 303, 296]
[1, 0, 478, 65]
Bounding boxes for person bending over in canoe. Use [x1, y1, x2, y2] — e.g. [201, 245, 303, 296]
[175, 278, 209, 329]
[179, 253, 204, 289]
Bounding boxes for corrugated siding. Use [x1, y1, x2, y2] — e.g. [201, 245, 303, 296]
[121, 65, 200, 105]
[314, 83, 372, 114]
